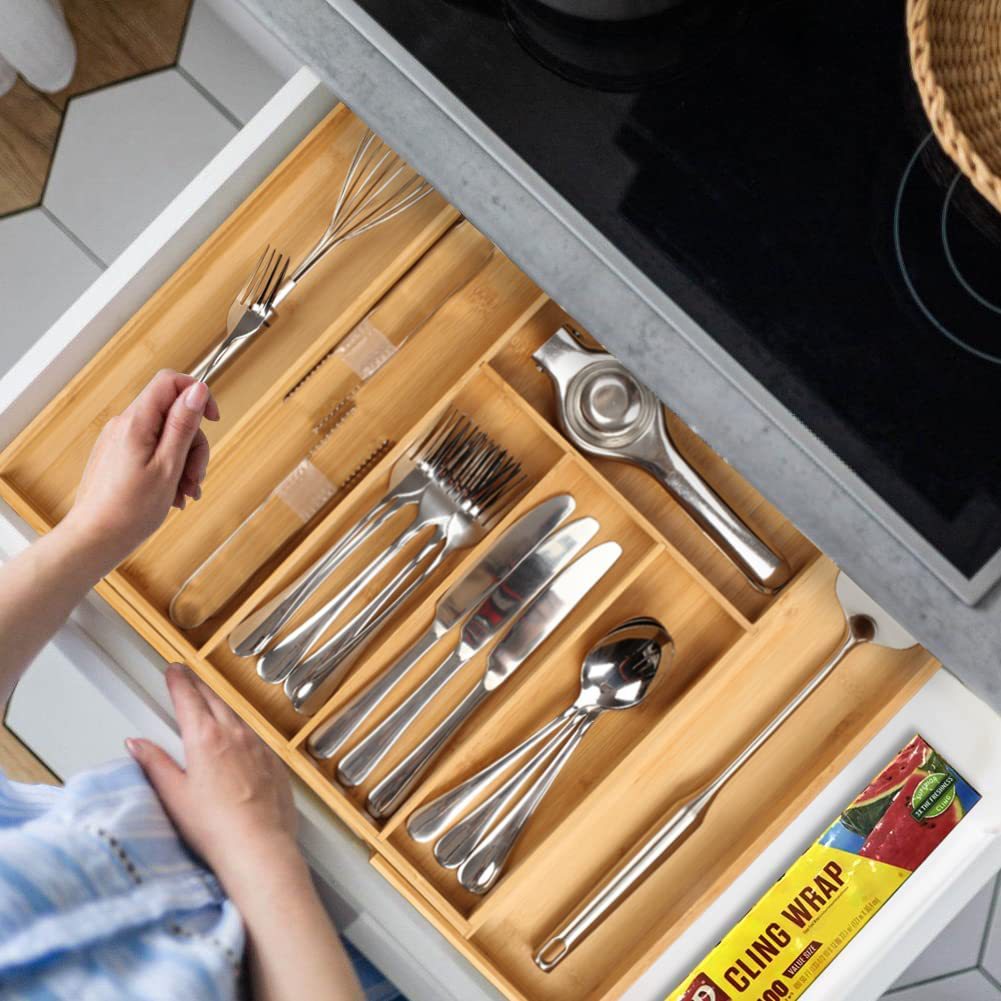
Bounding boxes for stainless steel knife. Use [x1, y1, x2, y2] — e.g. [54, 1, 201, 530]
[307, 494, 576, 760]
[365, 540, 622, 819]
[334, 516, 600, 790]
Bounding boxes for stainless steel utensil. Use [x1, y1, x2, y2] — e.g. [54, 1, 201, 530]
[307, 494, 577, 760]
[278, 422, 526, 713]
[366, 542, 622, 819]
[335, 517, 600, 794]
[534, 327, 792, 594]
[451, 617, 668, 894]
[408, 711, 580, 845]
[229, 409, 462, 660]
[191, 246, 290, 383]
[191, 129, 433, 384]
[533, 572, 916, 971]
[261, 410, 520, 682]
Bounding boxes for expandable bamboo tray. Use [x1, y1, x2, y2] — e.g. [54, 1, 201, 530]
[0, 106, 939, 1001]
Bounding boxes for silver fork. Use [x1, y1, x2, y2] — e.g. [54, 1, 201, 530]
[190, 246, 289, 383]
[191, 129, 433, 385]
[229, 410, 461, 660]
[281, 430, 524, 714]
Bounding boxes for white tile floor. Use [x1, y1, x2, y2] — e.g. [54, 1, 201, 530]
[0, 3, 999, 998]
[0, 0, 293, 373]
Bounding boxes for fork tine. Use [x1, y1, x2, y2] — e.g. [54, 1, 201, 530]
[255, 249, 283, 308]
[262, 255, 289, 311]
[239, 246, 270, 305]
[247, 247, 276, 306]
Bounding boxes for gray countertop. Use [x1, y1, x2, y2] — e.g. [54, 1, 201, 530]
[242, 0, 1001, 712]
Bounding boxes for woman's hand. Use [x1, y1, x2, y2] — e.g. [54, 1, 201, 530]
[126, 665, 298, 890]
[127, 666, 364, 1001]
[62, 370, 219, 575]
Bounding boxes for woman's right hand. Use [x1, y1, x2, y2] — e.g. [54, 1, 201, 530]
[126, 665, 300, 891]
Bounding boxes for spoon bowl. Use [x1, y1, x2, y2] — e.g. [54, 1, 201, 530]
[575, 616, 671, 713]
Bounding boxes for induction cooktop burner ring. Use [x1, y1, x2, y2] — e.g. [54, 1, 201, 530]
[894, 132, 1001, 366]
[941, 174, 1001, 317]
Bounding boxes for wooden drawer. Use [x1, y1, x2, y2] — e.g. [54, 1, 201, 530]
[0, 85, 942, 1001]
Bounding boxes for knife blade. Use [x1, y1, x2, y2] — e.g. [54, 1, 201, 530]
[307, 493, 576, 759]
[365, 541, 622, 818]
[335, 516, 599, 787]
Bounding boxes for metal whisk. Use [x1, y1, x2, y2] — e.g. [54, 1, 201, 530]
[193, 128, 434, 384]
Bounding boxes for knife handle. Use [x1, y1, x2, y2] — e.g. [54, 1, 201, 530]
[307, 625, 441, 759]
[367, 682, 488, 819]
[336, 647, 466, 787]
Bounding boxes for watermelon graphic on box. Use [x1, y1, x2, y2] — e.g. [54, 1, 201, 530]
[819, 734, 980, 870]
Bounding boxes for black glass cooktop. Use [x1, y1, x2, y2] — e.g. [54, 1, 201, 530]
[355, 0, 1001, 581]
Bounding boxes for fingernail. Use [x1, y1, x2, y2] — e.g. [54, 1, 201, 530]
[184, 381, 209, 413]
[125, 738, 142, 758]
[194, 486, 202, 501]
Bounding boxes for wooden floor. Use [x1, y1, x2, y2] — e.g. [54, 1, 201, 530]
[0, 725, 58, 784]
[0, 0, 192, 217]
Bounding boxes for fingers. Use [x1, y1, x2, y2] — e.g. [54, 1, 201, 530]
[165, 663, 213, 738]
[188, 672, 244, 730]
[154, 381, 210, 481]
[123, 371, 218, 457]
[125, 737, 186, 808]
[177, 429, 209, 506]
[167, 663, 242, 733]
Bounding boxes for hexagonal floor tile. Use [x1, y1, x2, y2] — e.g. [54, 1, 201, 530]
[891, 876, 997, 990]
[886, 968, 1001, 1000]
[0, 208, 101, 372]
[43, 68, 237, 263]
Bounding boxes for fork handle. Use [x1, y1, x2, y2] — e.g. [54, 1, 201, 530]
[229, 487, 414, 657]
[292, 535, 449, 695]
[285, 533, 446, 713]
[257, 517, 430, 685]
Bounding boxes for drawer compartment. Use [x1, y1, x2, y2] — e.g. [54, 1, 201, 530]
[0, 103, 938, 1001]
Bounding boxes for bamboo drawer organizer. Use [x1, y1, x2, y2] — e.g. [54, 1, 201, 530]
[0, 106, 938, 1001]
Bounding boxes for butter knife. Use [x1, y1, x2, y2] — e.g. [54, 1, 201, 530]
[307, 493, 576, 760]
[335, 516, 599, 791]
[365, 541, 621, 819]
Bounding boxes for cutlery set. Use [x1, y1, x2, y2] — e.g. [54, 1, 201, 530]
[306, 497, 624, 825]
[228, 408, 528, 714]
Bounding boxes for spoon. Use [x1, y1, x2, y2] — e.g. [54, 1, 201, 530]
[430, 617, 671, 895]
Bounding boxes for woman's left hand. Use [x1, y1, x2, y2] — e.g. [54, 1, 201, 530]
[127, 665, 299, 894]
[62, 370, 219, 574]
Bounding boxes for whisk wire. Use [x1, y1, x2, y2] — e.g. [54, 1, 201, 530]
[291, 130, 433, 284]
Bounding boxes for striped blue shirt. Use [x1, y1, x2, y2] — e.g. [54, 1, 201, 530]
[0, 759, 403, 1000]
